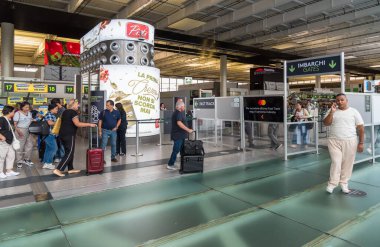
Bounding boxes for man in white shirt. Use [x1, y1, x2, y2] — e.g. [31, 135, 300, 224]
[323, 93, 364, 194]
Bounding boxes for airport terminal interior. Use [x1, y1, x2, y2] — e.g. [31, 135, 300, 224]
[1, 0, 380, 246]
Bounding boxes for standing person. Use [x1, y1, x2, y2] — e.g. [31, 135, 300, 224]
[41, 104, 59, 170]
[291, 102, 310, 148]
[98, 100, 121, 163]
[268, 123, 282, 150]
[323, 93, 364, 193]
[0, 106, 20, 179]
[14, 102, 34, 168]
[167, 101, 193, 170]
[115, 103, 127, 156]
[51, 98, 65, 163]
[53, 99, 96, 177]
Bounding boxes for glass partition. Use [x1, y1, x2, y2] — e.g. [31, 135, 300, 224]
[287, 121, 318, 155]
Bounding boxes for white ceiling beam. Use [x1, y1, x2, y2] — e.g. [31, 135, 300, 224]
[68, 0, 86, 13]
[116, 0, 154, 18]
[189, 0, 296, 35]
[218, 0, 357, 41]
[155, 0, 226, 29]
[239, 4, 380, 45]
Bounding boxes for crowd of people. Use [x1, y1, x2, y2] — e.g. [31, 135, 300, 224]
[0, 98, 128, 179]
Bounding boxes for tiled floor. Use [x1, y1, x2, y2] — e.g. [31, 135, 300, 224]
[1, 135, 380, 246]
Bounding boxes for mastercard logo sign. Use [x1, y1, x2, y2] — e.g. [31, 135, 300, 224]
[258, 99, 266, 106]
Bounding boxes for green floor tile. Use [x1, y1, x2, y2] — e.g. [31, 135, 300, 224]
[219, 169, 327, 206]
[0, 229, 70, 247]
[62, 190, 252, 247]
[0, 202, 60, 241]
[185, 160, 289, 189]
[154, 209, 331, 247]
[50, 177, 209, 225]
[313, 204, 380, 247]
[351, 163, 380, 187]
[265, 182, 380, 233]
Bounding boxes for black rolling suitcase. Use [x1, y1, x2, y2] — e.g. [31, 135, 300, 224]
[180, 131, 205, 174]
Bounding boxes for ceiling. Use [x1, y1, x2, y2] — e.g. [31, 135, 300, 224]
[1, 0, 380, 82]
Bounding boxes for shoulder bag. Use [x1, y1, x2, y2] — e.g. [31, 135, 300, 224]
[3, 117, 21, 150]
[51, 117, 62, 135]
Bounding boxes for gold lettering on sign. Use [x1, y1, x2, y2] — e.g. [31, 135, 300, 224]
[128, 79, 159, 100]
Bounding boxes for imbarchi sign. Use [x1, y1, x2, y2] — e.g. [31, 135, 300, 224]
[287, 54, 341, 77]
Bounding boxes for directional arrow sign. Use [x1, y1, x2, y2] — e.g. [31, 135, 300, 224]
[287, 54, 342, 76]
[329, 60, 337, 69]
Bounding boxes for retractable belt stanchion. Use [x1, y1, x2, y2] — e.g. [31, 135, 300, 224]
[131, 120, 143, 157]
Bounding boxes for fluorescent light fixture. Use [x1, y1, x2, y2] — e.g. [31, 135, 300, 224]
[370, 65, 380, 68]
[14, 66, 38, 72]
[271, 42, 299, 50]
[345, 55, 356, 59]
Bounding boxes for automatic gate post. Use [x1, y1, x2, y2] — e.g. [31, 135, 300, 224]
[131, 120, 143, 157]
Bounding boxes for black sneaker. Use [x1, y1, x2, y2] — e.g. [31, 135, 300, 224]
[119, 153, 126, 157]
[111, 158, 118, 162]
[275, 144, 283, 150]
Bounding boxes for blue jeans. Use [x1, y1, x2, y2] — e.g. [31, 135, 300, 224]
[43, 135, 58, 164]
[168, 139, 184, 166]
[55, 137, 65, 159]
[101, 129, 117, 159]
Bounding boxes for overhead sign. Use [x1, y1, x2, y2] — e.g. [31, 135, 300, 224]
[244, 96, 284, 122]
[287, 54, 342, 77]
[185, 77, 193, 84]
[194, 98, 215, 109]
[4, 83, 57, 93]
[33, 97, 48, 105]
[7, 97, 23, 105]
[65, 85, 75, 94]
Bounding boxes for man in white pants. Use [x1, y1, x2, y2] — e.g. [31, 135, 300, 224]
[323, 93, 364, 193]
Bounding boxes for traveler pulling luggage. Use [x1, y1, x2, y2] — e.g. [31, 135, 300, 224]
[180, 131, 205, 174]
[87, 126, 104, 175]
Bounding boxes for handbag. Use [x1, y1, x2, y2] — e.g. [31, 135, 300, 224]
[29, 120, 50, 136]
[4, 117, 21, 150]
[305, 118, 314, 130]
[51, 117, 61, 135]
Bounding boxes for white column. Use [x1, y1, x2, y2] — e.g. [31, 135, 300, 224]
[315, 75, 321, 88]
[1, 22, 14, 77]
[220, 55, 227, 97]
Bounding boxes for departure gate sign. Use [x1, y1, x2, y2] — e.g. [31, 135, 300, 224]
[244, 96, 283, 122]
[287, 54, 341, 77]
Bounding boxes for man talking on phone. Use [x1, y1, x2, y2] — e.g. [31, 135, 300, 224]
[323, 93, 364, 194]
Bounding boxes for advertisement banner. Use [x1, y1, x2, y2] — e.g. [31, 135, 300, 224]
[7, 97, 23, 105]
[99, 65, 160, 137]
[45, 40, 80, 67]
[80, 19, 155, 52]
[244, 96, 284, 122]
[90, 91, 106, 123]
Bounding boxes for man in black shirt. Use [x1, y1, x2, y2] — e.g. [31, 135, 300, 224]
[167, 101, 193, 170]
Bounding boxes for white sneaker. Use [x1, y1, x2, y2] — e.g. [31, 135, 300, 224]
[166, 165, 177, 170]
[326, 185, 335, 194]
[6, 171, 20, 177]
[341, 184, 350, 194]
[54, 158, 61, 163]
[42, 163, 55, 170]
[0, 172, 7, 179]
[367, 148, 372, 154]
[24, 160, 34, 166]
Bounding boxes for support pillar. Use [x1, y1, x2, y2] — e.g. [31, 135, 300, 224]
[1, 22, 14, 77]
[220, 55, 227, 97]
[315, 75, 321, 88]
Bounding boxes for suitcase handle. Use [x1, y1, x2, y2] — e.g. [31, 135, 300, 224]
[188, 130, 196, 141]
[90, 125, 99, 148]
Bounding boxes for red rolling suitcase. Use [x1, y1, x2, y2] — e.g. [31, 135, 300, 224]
[87, 127, 104, 175]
